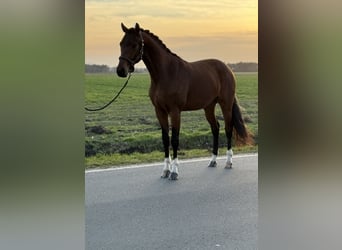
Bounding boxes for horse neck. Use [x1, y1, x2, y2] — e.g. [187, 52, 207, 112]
[141, 32, 178, 83]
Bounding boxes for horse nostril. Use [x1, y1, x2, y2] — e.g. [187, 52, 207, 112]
[116, 67, 127, 77]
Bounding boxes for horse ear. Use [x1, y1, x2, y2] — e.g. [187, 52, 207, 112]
[135, 23, 140, 31]
[121, 23, 128, 33]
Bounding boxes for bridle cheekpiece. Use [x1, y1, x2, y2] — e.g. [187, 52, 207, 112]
[119, 30, 144, 67]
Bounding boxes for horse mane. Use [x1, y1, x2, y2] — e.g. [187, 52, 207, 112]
[140, 28, 180, 59]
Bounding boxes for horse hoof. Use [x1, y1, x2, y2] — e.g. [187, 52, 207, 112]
[225, 163, 232, 169]
[161, 170, 170, 178]
[169, 172, 178, 180]
[208, 161, 217, 168]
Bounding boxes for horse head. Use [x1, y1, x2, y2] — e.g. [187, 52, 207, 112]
[117, 23, 144, 77]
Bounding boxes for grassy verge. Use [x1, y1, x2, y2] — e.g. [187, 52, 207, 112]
[85, 72, 258, 168]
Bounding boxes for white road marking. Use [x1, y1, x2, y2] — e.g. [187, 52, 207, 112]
[85, 153, 257, 174]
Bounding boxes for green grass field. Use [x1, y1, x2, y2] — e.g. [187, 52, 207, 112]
[85, 72, 258, 168]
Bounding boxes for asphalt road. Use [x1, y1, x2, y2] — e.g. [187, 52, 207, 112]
[86, 154, 258, 250]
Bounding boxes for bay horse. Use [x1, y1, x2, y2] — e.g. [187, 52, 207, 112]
[117, 23, 250, 180]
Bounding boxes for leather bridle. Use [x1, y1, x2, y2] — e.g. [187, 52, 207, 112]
[119, 30, 144, 67]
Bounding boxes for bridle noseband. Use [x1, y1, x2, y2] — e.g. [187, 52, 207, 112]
[119, 30, 144, 67]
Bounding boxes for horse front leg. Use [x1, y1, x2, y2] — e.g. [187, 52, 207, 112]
[161, 128, 171, 178]
[170, 111, 181, 180]
[155, 108, 171, 178]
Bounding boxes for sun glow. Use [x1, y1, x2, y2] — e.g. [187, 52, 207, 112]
[85, 0, 257, 66]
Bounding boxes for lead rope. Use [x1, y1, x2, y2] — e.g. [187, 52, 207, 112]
[85, 30, 143, 112]
[85, 72, 131, 112]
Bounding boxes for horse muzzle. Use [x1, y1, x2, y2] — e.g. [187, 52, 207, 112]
[117, 57, 135, 77]
[116, 66, 128, 78]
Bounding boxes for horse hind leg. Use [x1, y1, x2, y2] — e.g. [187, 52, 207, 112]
[204, 104, 220, 168]
[219, 102, 234, 169]
[225, 126, 233, 169]
[169, 127, 179, 180]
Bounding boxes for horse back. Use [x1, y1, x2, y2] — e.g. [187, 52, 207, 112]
[149, 58, 235, 112]
[184, 59, 235, 108]
[190, 59, 235, 86]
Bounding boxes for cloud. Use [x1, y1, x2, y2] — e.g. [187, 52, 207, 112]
[86, 0, 257, 19]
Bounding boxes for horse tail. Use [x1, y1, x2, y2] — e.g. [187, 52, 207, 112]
[232, 96, 252, 144]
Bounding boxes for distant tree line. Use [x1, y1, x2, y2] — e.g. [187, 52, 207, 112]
[227, 62, 258, 72]
[85, 64, 111, 73]
[85, 64, 148, 73]
[85, 62, 258, 73]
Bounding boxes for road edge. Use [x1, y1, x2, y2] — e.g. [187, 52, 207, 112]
[85, 153, 258, 174]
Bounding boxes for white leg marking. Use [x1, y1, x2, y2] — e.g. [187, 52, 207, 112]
[163, 157, 171, 171]
[161, 157, 171, 178]
[210, 154, 217, 162]
[225, 149, 233, 168]
[171, 158, 179, 174]
[208, 154, 218, 167]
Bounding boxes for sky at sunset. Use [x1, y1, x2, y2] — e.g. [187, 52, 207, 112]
[85, 0, 258, 68]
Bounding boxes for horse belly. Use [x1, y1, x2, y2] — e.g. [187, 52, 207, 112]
[183, 85, 217, 110]
[182, 74, 219, 110]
